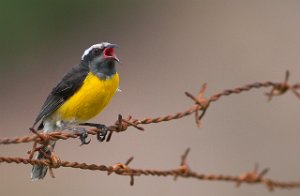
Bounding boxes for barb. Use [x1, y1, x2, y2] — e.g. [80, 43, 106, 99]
[0, 149, 299, 191]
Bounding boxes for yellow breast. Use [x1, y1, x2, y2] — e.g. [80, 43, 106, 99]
[54, 72, 119, 123]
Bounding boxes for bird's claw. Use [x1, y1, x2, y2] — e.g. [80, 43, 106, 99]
[96, 124, 108, 142]
[74, 127, 91, 145]
[80, 131, 91, 145]
[78, 123, 109, 142]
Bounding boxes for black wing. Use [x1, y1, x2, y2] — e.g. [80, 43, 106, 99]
[33, 63, 89, 128]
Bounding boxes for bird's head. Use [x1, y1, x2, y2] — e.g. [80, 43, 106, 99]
[81, 42, 120, 79]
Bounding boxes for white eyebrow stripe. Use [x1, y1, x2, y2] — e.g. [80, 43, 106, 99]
[81, 42, 111, 60]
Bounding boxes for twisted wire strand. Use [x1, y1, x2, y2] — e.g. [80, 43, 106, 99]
[0, 155, 299, 190]
[2, 75, 299, 145]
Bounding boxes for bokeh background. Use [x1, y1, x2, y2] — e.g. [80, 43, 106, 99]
[1, 1, 300, 195]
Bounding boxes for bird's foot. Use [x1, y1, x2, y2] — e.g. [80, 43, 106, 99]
[96, 124, 108, 142]
[72, 127, 91, 145]
[79, 123, 108, 142]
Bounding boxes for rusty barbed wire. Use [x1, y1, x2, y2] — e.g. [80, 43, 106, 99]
[0, 71, 300, 191]
[0, 149, 300, 191]
[1, 70, 299, 145]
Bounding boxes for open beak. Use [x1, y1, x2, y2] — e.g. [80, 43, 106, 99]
[104, 44, 120, 63]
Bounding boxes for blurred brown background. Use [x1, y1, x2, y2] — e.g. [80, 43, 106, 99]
[1, 0, 300, 195]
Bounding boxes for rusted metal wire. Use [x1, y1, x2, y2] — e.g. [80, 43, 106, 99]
[1, 70, 299, 145]
[0, 149, 299, 191]
[0, 71, 300, 191]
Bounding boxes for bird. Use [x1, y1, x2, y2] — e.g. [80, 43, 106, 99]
[31, 42, 120, 180]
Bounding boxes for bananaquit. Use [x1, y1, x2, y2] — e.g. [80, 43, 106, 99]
[31, 42, 120, 180]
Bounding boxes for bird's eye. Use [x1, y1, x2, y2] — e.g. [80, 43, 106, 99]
[93, 48, 101, 56]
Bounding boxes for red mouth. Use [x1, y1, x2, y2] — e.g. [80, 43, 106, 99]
[104, 48, 115, 59]
[103, 47, 120, 62]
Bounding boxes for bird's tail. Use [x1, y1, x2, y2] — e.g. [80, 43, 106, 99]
[31, 141, 56, 180]
[31, 121, 57, 180]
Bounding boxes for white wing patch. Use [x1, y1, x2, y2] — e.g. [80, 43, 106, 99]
[81, 42, 111, 60]
[116, 87, 122, 92]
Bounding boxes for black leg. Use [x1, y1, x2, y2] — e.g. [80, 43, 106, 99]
[79, 123, 108, 142]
